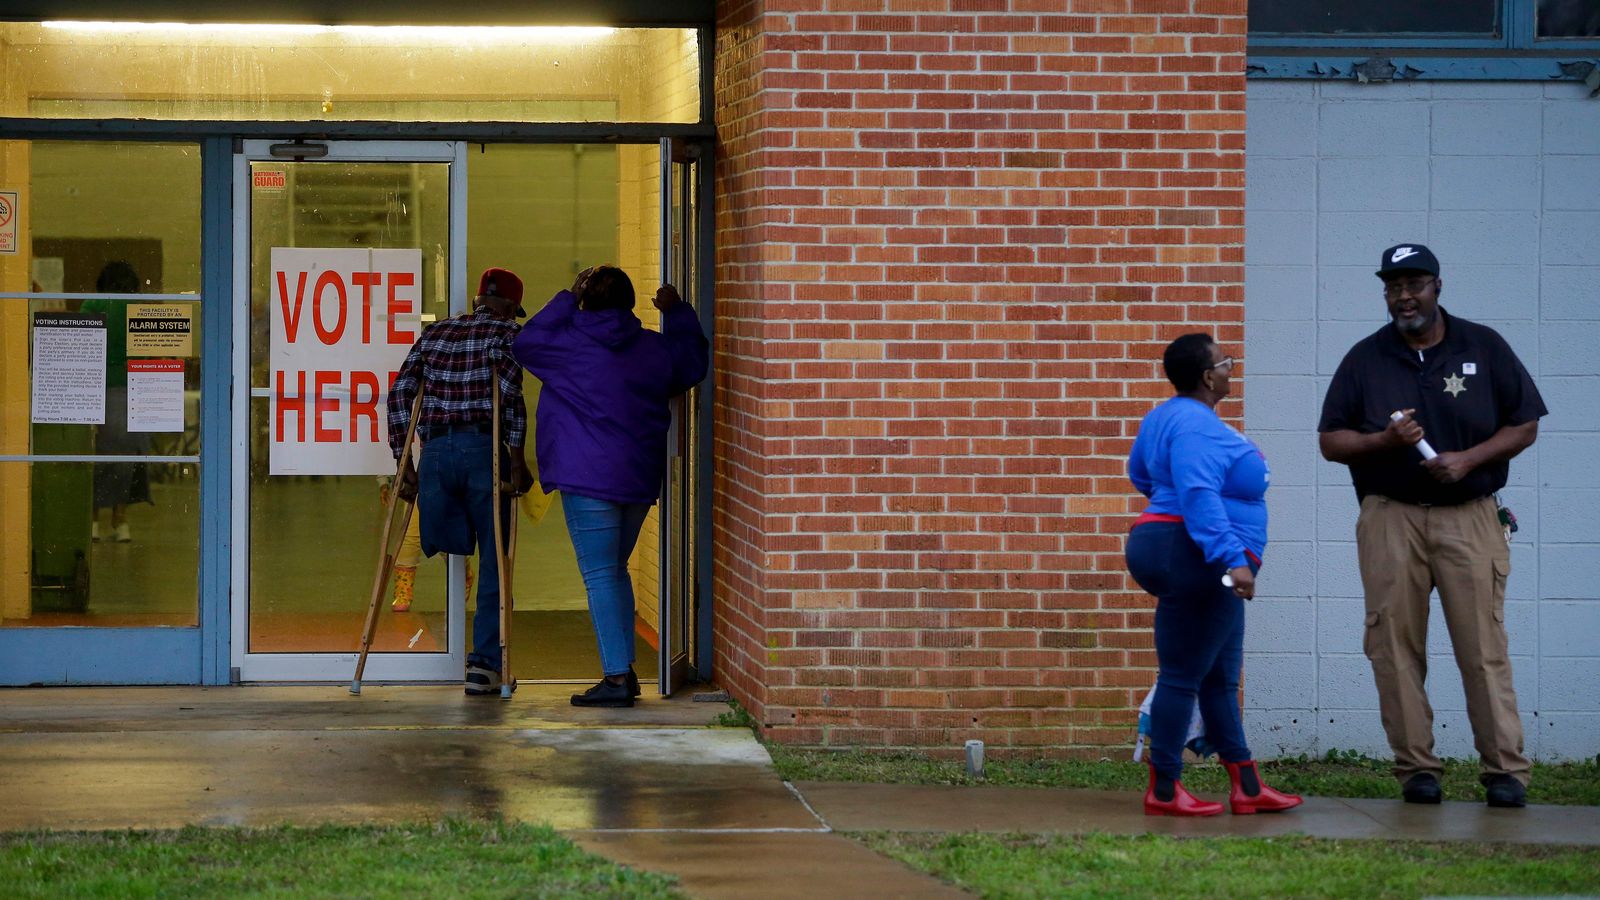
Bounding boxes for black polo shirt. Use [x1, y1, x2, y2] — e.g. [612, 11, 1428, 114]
[1318, 308, 1546, 506]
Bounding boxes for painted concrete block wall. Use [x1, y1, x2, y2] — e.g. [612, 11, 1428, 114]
[1244, 79, 1600, 762]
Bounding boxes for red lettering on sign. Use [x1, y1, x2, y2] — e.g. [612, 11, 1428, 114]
[313, 370, 342, 442]
[348, 371, 382, 442]
[275, 370, 307, 443]
[352, 271, 380, 344]
[388, 272, 416, 345]
[312, 271, 347, 345]
[276, 271, 308, 343]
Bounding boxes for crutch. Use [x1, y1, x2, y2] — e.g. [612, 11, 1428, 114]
[351, 390, 424, 696]
[490, 375, 515, 699]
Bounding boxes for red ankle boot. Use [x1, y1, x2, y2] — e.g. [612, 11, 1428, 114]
[1224, 760, 1302, 814]
[1144, 763, 1224, 817]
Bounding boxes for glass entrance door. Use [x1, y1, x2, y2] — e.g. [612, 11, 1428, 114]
[658, 138, 710, 696]
[231, 140, 466, 682]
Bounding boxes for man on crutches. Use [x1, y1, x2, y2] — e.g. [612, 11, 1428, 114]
[387, 267, 533, 697]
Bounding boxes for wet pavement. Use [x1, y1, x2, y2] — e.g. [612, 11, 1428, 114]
[0, 683, 717, 733]
[794, 781, 1600, 847]
[0, 685, 962, 898]
[4, 686, 1595, 898]
[0, 685, 804, 833]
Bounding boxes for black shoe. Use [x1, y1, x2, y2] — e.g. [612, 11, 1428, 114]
[1484, 774, 1527, 808]
[571, 677, 634, 708]
[627, 667, 641, 697]
[1402, 772, 1442, 804]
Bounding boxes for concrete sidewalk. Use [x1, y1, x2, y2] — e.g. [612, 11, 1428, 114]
[790, 781, 1600, 847]
[4, 687, 1595, 899]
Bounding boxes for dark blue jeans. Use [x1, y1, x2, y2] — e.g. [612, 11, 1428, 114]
[1125, 521, 1253, 780]
[416, 431, 511, 670]
[561, 493, 652, 677]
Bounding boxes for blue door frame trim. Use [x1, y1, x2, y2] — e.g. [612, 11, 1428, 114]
[200, 137, 234, 685]
[0, 629, 202, 685]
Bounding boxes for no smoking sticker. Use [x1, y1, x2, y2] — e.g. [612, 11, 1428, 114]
[0, 190, 18, 255]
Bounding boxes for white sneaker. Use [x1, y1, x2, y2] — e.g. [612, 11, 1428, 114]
[465, 661, 513, 696]
[91, 523, 101, 542]
[113, 524, 132, 543]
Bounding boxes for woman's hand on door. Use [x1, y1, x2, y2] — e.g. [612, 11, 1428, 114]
[654, 284, 681, 312]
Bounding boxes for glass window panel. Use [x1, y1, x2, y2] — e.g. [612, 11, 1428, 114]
[0, 459, 199, 628]
[1, 23, 699, 124]
[1249, 0, 1499, 35]
[0, 298, 202, 458]
[0, 140, 202, 293]
[0, 141, 202, 455]
[245, 468, 450, 653]
[1539, 0, 1600, 36]
[247, 159, 451, 654]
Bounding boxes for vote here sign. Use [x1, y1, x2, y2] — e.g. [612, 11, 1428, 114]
[270, 248, 423, 476]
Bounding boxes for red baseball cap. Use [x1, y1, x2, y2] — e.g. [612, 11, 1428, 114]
[477, 267, 525, 316]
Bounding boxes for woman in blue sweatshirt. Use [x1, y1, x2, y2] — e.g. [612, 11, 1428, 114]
[1126, 333, 1301, 817]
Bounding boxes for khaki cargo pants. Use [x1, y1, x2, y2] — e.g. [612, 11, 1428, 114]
[1356, 494, 1530, 786]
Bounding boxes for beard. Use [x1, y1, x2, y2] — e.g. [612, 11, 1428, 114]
[1392, 305, 1436, 336]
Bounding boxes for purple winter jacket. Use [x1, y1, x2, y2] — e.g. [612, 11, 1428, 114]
[511, 290, 709, 505]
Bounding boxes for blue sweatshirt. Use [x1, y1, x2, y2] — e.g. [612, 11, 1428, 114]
[1128, 396, 1270, 570]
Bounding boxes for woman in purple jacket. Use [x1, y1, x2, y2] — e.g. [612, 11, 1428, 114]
[511, 266, 709, 708]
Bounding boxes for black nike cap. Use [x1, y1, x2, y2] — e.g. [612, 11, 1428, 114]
[1376, 243, 1440, 278]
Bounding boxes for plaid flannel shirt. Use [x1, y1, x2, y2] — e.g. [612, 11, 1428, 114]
[386, 307, 526, 457]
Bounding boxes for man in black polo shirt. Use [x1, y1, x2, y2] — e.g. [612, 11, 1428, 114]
[1318, 243, 1545, 809]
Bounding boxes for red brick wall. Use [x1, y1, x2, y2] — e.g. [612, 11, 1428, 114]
[711, 0, 776, 721]
[711, 0, 1248, 753]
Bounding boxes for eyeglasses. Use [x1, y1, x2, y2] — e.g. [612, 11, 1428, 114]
[1383, 277, 1436, 299]
[1207, 356, 1236, 373]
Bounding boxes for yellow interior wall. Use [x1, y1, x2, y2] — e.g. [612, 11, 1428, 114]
[466, 144, 618, 302]
[0, 23, 696, 124]
[0, 144, 31, 618]
[1, 28, 29, 617]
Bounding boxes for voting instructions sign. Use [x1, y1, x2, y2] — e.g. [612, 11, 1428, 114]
[31, 311, 106, 424]
[270, 248, 424, 476]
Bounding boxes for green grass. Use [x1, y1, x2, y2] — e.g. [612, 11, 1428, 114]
[766, 744, 1600, 806]
[0, 820, 681, 900]
[860, 832, 1600, 900]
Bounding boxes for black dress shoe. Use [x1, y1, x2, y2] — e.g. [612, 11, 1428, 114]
[627, 667, 641, 697]
[571, 677, 635, 708]
[1484, 774, 1527, 808]
[1402, 772, 1442, 804]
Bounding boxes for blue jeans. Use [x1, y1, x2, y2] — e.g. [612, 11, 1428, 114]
[1125, 521, 1254, 780]
[416, 431, 511, 670]
[562, 492, 652, 677]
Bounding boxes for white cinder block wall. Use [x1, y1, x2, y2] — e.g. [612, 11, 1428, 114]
[1243, 79, 1600, 762]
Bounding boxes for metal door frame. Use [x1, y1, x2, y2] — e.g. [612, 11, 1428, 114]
[658, 136, 714, 695]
